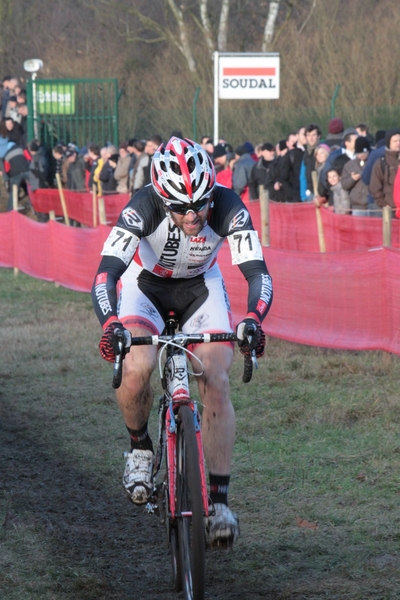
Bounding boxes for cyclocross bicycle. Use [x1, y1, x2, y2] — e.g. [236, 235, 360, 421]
[112, 312, 257, 600]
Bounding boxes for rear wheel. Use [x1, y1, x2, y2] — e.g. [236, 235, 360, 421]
[176, 405, 205, 600]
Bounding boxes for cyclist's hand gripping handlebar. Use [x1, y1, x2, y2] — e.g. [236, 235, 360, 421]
[112, 328, 132, 389]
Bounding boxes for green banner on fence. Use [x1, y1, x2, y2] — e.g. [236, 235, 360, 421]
[36, 84, 76, 114]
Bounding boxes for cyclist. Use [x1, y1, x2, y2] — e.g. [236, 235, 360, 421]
[92, 137, 273, 546]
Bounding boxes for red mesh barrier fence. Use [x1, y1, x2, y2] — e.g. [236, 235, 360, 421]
[2, 211, 400, 354]
[29, 188, 129, 227]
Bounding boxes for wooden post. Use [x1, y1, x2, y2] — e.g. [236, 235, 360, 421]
[98, 196, 106, 225]
[92, 185, 98, 228]
[12, 184, 18, 210]
[259, 185, 269, 246]
[55, 173, 70, 226]
[382, 205, 392, 247]
[49, 211, 60, 287]
[312, 171, 326, 253]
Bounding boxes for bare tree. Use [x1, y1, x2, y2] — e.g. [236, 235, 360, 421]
[217, 0, 230, 51]
[261, 0, 282, 51]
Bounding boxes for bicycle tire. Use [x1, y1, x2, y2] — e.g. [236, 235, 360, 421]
[176, 404, 205, 600]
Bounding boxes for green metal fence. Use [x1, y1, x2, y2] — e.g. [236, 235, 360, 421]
[26, 78, 119, 149]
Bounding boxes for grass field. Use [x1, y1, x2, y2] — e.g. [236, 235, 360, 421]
[1, 268, 400, 599]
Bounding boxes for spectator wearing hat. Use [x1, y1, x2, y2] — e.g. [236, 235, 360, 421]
[249, 142, 275, 200]
[326, 118, 344, 149]
[213, 143, 234, 188]
[232, 143, 256, 200]
[52, 144, 68, 187]
[369, 129, 400, 211]
[341, 137, 371, 216]
[113, 141, 131, 193]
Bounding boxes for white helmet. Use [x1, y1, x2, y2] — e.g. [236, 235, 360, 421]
[151, 137, 216, 205]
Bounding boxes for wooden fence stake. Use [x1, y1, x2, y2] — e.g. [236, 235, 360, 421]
[382, 205, 392, 247]
[312, 171, 326, 253]
[98, 196, 106, 225]
[56, 173, 70, 226]
[259, 185, 270, 246]
[92, 185, 98, 228]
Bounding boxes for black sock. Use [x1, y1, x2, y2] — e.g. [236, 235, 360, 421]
[209, 473, 230, 506]
[126, 423, 154, 452]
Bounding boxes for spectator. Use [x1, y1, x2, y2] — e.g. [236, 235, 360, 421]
[85, 143, 103, 193]
[341, 137, 371, 216]
[52, 144, 68, 186]
[16, 104, 28, 147]
[369, 129, 400, 211]
[286, 131, 298, 150]
[265, 140, 288, 202]
[279, 135, 304, 202]
[254, 143, 263, 158]
[3, 117, 24, 146]
[1, 76, 12, 118]
[132, 134, 162, 194]
[99, 152, 118, 193]
[297, 126, 307, 150]
[66, 148, 86, 191]
[326, 167, 350, 215]
[127, 139, 145, 192]
[232, 143, 256, 199]
[114, 141, 131, 193]
[300, 123, 322, 201]
[326, 118, 344, 149]
[5, 95, 20, 123]
[355, 123, 374, 147]
[0, 139, 30, 211]
[28, 140, 49, 192]
[213, 144, 234, 188]
[318, 127, 359, 200]
[249, 142, 275, 200]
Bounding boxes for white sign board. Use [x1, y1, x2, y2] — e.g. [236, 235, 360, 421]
[218, 54, 280, 100]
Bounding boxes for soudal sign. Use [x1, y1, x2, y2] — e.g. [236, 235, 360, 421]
[218, 54, 280, 100]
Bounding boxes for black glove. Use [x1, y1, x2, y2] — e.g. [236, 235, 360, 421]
[99, 322, 128, 363]
[236, 318, 266, 358]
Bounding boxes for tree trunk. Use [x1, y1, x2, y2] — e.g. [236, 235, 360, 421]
[218, 0, 230, 52]
[261, 0, 281, 51]
[167, 0, 197, 72]
[199, 0, 215, 53]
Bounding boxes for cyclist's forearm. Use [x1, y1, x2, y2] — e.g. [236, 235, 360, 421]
[91, 257, 126, 328]
[239, 260, 273, 323]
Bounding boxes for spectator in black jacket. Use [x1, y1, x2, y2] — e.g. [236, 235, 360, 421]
[266, 140, 288, 202]
[279, 139, 304, 202]
[249, 143, 275, 200]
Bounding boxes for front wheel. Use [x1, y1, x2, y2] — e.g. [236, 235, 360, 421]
[176, 404, 205, 600]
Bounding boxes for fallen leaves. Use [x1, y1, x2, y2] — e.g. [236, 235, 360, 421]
[295, 516, 319, 530]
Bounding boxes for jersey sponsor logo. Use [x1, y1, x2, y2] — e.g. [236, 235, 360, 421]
[140, 302, 158, 317]
[95, 272, 107, 285]
[228, 208, 250, 232]
[256, 299, 268, 315]
[121, 207, 144, 230]
[190, 236, 206, 243]
[152, 264, 173, 277]
[190, 246, 212, 252]
[156, 222, 181, 274]
[94, 282, 112, 316]
[260, 273, 273, 305]
[190, 313, 209, 330]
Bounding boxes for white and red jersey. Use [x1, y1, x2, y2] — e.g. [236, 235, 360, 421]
[92, 184, 273, 329]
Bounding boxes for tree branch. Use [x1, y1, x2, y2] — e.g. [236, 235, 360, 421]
[218, 0, 230, 52]
[298, 0, 317, 34]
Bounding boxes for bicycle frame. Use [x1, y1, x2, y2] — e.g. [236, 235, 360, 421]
[160, 314, 209, 519]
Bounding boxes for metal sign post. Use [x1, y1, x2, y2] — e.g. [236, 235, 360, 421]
[213, 52, 280, 144]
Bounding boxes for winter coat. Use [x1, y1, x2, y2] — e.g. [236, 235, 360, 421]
[114, 154, 131, 194]
[330, 181, 350, 215]
[369, 149, 400, 209]
[249, 157, 273, 200]
[341, 157, 369, 211]
[232, 153, 256, 196]
[279, 146, 304, 202]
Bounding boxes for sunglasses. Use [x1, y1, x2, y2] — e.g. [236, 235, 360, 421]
[166, 197, 210, 215]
